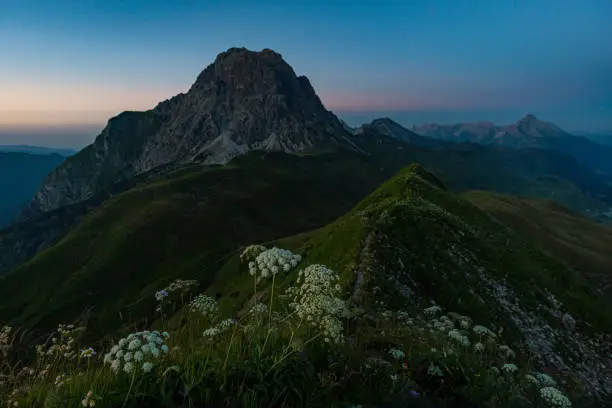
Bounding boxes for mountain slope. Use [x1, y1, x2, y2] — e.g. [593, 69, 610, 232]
[356, 117, 443, 147]
[199, 164, 612, 401]
[18, 48, 357, 220]
[0, 151, 398, 340]
[413, 115, 612, 176]
[0, 152, 65, 227]
[3, 131, 612, 276]
[288, 164, 612, 399]
[2, 158, 612, 401]
[463, 191, 612, 296]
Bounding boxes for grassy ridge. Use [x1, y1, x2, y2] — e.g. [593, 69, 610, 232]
[3, 164, 609, 407]
[0, 151, 395, 344]
[463, 191, 612, 297]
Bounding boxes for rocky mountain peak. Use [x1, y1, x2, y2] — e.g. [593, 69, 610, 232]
[518, 114, 538, 124]
[18, 47, 357, 219]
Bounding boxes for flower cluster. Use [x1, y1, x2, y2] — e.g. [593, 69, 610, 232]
[423, 305, 442, 316]
[248, 247, 301, 279]
[203, 318, 236, 338]
[103, 330, 170, 374]
[0, 325, 12, 358]
[240, 244, 267, 262]
[248, 303, 268, 315]
[539, 386, 572, 407]
[432, 315, 455, 332]
[36, 323, 84, 361]
[472, 325, 494, 337]
[286, 264, 349, 343]
[501, 363, 518, 374]
[448, 329, 470, 346]
[535, 372, 557, 387]
[155, 290, 169, 301]
[427, 363, 444, 377]
[189, 294, 219, 318]
[80, 347, 96, 359]
[388, 348, 405, 360]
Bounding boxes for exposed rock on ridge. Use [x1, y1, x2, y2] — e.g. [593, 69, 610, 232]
[18, 47, 358, 220]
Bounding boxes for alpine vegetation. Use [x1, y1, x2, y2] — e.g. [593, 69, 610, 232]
[0, 241, 583, 407]
[102, 330, 170, 374]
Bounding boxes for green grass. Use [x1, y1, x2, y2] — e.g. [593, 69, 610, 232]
[463, 191, 612, 298]
[1, 163, 610, 407]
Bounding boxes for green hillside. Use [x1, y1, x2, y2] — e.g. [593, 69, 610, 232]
[0, 151, 394, 341]
[2, 163, 610, 407]
[462, 191, 612, 296]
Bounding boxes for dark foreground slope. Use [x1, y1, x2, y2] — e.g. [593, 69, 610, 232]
[463, 191, 612, 296]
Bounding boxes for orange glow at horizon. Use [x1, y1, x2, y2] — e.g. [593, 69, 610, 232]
[0, 86, 461, 128]
[0, 84, 186, 127]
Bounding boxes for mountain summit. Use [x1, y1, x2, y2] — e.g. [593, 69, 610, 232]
[19, 47, 357, 219]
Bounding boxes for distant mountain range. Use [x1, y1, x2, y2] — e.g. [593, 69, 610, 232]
[412, 115, 612, 177]
[0, 145, 75, 156]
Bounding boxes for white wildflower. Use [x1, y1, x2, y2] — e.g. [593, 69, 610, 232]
[80, 347, 96, 359]
[154, 290, 169, 301]
[104, 330, 169, 375]
[539, 387, 572, 408]
[142, 362, 154, 373]
[535, 372, 557, 387]
[472, 325, 492, 336]
[189, 294, 219, 318]
[502, 363, 518, 374]
[427, 363, 444, 377]
[285, 264, 349, 343]
[123, 362, 134, 373]
[250, 247, 301, 279]
[388, 348, 405, 360]
[240, 244, 267, 262]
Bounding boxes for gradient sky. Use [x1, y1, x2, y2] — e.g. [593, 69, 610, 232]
[1, 0, 612, 148]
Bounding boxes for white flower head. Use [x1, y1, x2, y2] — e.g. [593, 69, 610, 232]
[539, 387, 571, 408]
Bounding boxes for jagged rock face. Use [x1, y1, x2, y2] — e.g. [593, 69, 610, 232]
[19, 47, 356, 219]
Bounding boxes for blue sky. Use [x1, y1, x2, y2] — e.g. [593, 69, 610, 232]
[1, 0, 611, 147]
